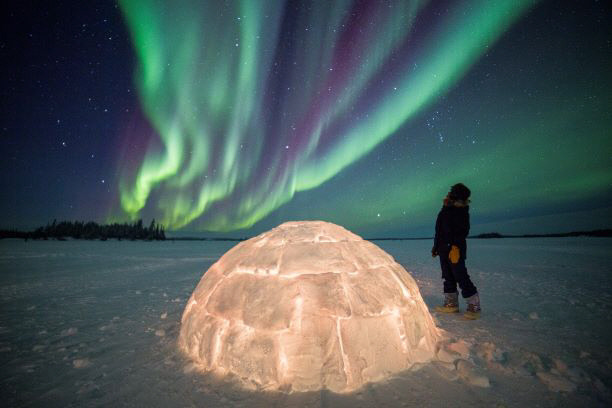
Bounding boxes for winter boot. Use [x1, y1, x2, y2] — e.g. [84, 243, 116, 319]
[464, 293, 481, 320]
[435, 292, 459, 313]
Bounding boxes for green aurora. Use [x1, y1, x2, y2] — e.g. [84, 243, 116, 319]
[116, 0, 566, 233]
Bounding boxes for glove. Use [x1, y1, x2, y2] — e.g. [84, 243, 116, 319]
[449, 245, 460, 264]
[431, 247, 438, 258]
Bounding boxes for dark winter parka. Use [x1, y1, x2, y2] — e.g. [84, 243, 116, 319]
[434, 204, 470, 258]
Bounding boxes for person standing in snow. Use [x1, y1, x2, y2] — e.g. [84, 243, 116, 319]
[431, 183, 481, 319]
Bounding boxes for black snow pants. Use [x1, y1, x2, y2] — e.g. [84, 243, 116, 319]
[439, 253, 477, 298]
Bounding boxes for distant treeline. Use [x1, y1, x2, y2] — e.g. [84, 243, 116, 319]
[472, 229, 612, 238]
[0, 219, 166, 241]
[367, 229, 612, 241]
[2, 223, 610, 242]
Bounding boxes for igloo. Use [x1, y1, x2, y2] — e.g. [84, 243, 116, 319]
[179, 221, 441, 393]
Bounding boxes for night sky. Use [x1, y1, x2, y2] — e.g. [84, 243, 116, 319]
[2, 0, 611, 238]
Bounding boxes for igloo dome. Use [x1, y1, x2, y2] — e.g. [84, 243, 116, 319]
[179, 221, 441, 393]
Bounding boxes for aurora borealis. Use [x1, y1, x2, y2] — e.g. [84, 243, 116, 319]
[2, 0, 611, 236]
[117, 0, 535, 231]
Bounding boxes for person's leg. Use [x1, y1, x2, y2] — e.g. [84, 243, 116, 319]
[436, 255, 459, 312]
[450, 258, 481, 318]
[450, 258, 477, 299]
[440, 255, 458, 294]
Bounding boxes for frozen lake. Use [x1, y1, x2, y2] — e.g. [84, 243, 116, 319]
[1, 238, 611, 407]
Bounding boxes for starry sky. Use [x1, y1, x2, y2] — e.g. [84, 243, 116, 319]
[2, 0, 611, 238]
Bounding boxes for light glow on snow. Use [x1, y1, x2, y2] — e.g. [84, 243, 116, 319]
[336, 316, 353, 386]
[2, 232, 610, 405]
[179, 221, 440, 392]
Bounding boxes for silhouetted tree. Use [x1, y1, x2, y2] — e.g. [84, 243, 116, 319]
[0, 219, 168, 241]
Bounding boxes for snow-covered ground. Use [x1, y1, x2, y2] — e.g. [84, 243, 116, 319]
[0, 237, 610, 407]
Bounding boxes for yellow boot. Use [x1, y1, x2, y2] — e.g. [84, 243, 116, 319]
[435, 292, 459, 313]
[463, 294, 481, 319]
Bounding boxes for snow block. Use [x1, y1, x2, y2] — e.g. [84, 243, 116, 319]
[178, 221, 441, 392]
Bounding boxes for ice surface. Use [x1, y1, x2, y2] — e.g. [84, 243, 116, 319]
[0, 236, 611, 406]
[179, 221, 441, 392]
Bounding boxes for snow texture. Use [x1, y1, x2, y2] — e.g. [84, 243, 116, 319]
[179, 221, 441, 392]
[0, 235, 611, 406]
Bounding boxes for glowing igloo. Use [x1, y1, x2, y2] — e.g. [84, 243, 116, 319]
[179, 221, 441, 393]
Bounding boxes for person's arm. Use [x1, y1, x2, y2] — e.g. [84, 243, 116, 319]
[449, 210, 469, 263]
[432, 212, 441, 257]
[451, 210, 469, 244]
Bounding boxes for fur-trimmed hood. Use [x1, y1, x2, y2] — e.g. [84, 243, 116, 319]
[443, 197, 470, 208]
[451, 199, 470, 208]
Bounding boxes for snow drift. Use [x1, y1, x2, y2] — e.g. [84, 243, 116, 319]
[178, 221, 441, 392]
